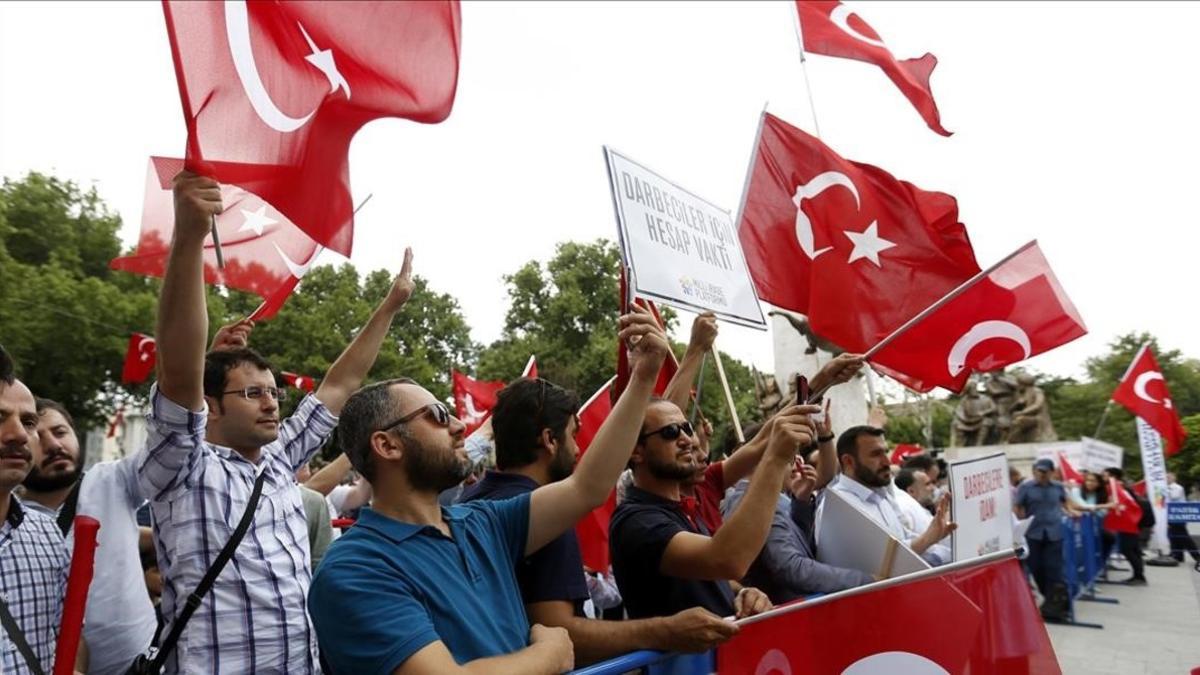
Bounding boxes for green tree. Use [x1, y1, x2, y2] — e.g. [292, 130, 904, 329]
[477, 239, 760, 448]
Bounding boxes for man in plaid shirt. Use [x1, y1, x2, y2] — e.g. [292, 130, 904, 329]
[137, 172, 419, 674]
[0, 347, 70, 675]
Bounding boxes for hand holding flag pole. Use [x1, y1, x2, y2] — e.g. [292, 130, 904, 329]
[210, 214, 225, 269]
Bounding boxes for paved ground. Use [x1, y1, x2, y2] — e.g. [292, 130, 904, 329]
[1047, 545, 1200, 675]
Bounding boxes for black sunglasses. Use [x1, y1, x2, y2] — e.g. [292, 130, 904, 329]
[638, 421, 695, 443]
[378, 402, 453, 432]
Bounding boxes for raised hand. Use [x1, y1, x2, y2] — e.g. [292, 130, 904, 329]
[172, 171, 223, 243]
[766, 404, 820, 459]
[381, 247, 415, 314]
[815, 398, 833, 439]
[926, 492, 958, 541]
[688, 312, 719, 353]
[210, 319, 253, 352]
[810, 353, 865, 393]
[619, 304, 670, 381]
[789, 461, 819, 501]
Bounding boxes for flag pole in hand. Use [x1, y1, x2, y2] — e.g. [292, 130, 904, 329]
[210, 214, 225, 269]
[710, 336, 744, 444]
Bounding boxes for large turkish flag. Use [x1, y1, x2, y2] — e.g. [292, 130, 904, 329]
[162, 0, 461, 256]
[868, 241, 1086, 393]
[451, 370, 505, 436]
[796, 1, 950, 136]
[1112, 344, 1187, 455]
[573, 378, 618, 573]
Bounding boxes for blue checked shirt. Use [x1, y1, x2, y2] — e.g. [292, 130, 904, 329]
[0, 497, 69, 675]
[137, 385, 337, 675]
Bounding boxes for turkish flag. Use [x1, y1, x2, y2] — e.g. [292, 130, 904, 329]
[121, 333, 157, 384]
[162, 0, 461, 256]
[1104, 478, 1142, 534]
[452, 370, 505, 436]
[1057, 452, 1084, 485]
[521, 355, 538, 379]
[867, 241, 1086, 393]
[889, 443, 923, 466]
[111, 157, 321, 320]
[1112, 344, 1187, 455]
[738, 112, 979, 358]
[573, 377, 617, 572]
[282, 371, 317, 393]
[719, 556, 1060, 674]
[1132, 480, 1147, 497]
[796, 1, 950, 136]
[614, 270, 679, 400]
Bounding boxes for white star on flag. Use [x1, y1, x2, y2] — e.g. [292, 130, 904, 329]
[238, 204, 278, 236]
[843, 221, 896, 267]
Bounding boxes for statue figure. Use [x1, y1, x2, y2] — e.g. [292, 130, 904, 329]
[753, 368, 785, 419]
[1007, 373, 1057, 443]
[952, 380, 997, 447]
[984, 371, 1020, 444]
[768, 310, 844, 356]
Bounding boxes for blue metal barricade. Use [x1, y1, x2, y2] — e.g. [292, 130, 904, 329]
[570, 650, 713, 675]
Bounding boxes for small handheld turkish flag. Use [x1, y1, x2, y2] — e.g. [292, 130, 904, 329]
[282, 371, 317, 394]
[1112, 344, 1187, 455]
[451, 371, 505, 436]
[111, 157, 321, 320]
[1057, 452, 1084, 485]
[162, 0, 461, 256]
[796, 1, 950, 135]
[889, 443, 923, 466]
[737, 112, 979, 356]
[121, 333, 157, 384]
[867, 241, 1086, 393]
[1104, 478, 1142, 534]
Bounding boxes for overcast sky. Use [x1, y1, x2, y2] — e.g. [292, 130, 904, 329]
[3, 1, 1197, 392]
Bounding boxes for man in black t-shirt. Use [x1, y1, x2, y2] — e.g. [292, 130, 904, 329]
[609, 399, 817, 620]
[464, 377, 737, 666]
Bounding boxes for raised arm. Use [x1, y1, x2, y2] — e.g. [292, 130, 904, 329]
[813, 399, 838, 489]
[806, 353, 865, 399]
[526, 305, 668, 554]
[316, 247, 414, 415]
[156, 172, 223, 409]
[663, 312, 717, 412]
[660, 405, 817, 580]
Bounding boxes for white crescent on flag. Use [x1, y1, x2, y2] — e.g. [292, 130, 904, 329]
[947, 320, 1031, 377]
[1133, 371, 1170, 408]
[842, 651, 950, 675]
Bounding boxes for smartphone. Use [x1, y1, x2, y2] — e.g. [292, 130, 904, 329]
[795, 375, 809, 405]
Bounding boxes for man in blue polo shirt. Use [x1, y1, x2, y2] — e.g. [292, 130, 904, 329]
[309, 306, 671, 674]
[462, 379, 738, 666]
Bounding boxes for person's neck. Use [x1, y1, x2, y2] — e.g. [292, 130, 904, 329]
[206, 428, 263, 464]
[21, 483, 76, 512]
[632, 470, 683, 502]
[507, 460, 550, 487]
[371, 479, 447, 533]
[0, 488, 11, 524]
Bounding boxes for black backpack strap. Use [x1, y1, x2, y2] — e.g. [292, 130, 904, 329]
[0, 593, 46, 675]
[146, 468, 268, 673]
[56, 474, 85, 536]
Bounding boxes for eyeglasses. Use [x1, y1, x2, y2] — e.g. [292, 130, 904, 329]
[378, 402, 453, 432]
[638, 421, 694, 442]
[222, 386, 287, 402]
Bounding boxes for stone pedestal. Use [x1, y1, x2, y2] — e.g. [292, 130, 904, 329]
[771, 314, 868, 437]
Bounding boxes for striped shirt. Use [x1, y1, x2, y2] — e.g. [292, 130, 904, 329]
[0, 497, 69, 675]
[137, 385, 337, 675]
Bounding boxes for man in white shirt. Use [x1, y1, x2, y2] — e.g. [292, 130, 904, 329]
[893, 467, 935, 534]
[818, 426, 956, 566]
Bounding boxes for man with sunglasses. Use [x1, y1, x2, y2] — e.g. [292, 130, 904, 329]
[609, 398, 819, 621]
[459, 378, 738, 667]
[309, 305, 674, 675]
[136, 173, 419, 674]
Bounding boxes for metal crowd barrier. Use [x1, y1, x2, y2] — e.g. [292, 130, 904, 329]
[1059, 512, 1117, 628]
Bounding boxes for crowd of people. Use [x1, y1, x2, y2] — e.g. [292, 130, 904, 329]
[0, 173, 1195, 674]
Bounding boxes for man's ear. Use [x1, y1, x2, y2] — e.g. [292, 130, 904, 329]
[538, 428, 558, 457]
[370, 430, 404, 466]
[204, 395, 222, 423]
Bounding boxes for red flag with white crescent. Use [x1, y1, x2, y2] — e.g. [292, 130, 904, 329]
[121, 333, 157, 384]
[1111, 344, 1187, 455]
[282, 371, 317, 393]
[1104, 478, 1142, 534]
[1057, 452, 1084, 485]
[452, 370, 505, 436]
[573, 377, 617, 572]
[161, 0, 461, 256]
[796, 1, 950, 136]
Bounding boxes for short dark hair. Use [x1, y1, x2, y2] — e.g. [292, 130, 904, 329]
[492, 378, 580, 470]
[1105, 466, 1125, 480]
[0, 345, 13, 386]
[902, 454, 935, 473]
[723, 421, 764, 459]
[35, 398, 75, 431]
[895, 468, 918, 492]
[836, 425, 885, 460]
[337, 378, 417, 483]
[203, 348, 275, 402]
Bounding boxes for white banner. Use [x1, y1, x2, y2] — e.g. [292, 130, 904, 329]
[604, 147, 766, 328]
[948, 453, 1014, 562]
[1135, 418, 1171, 552]
[1080, 436, 1124, 473]
[816, 488, 929, 578]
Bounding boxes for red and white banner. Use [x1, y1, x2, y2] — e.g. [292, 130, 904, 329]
[795, 1, 950, 136]
[162, 0, 461, 256]
[1057, 452, 1084, 486]
[451, 371, 505, 436]
[111, 157, 321, 320]
[573, 377, 617, 572]
[1104, 477, 1142, 535]
[121, 333, 157, 384]
[718, 554, 1060, 674]
[1112, 344, 1187, 455]
[282, 371, 317, 393]
[867, 241, 1086, 393]
[889, 443, 923, 466]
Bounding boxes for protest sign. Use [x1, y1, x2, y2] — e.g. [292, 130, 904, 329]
[949, 453, 1014, 561]
[1167, 502, 1200, 524]
[816, 488, 929, 579]
[1080, 436, 1124, 472]
[604, 147, 766, 328]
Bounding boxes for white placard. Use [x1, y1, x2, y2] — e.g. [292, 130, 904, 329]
[949, 453, 1014, 562]
[604, 147, 766, 328]
[1080, 436, 1124, 473]
[816, 488, 930, 578]
[1135, 419, 1171, 552]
